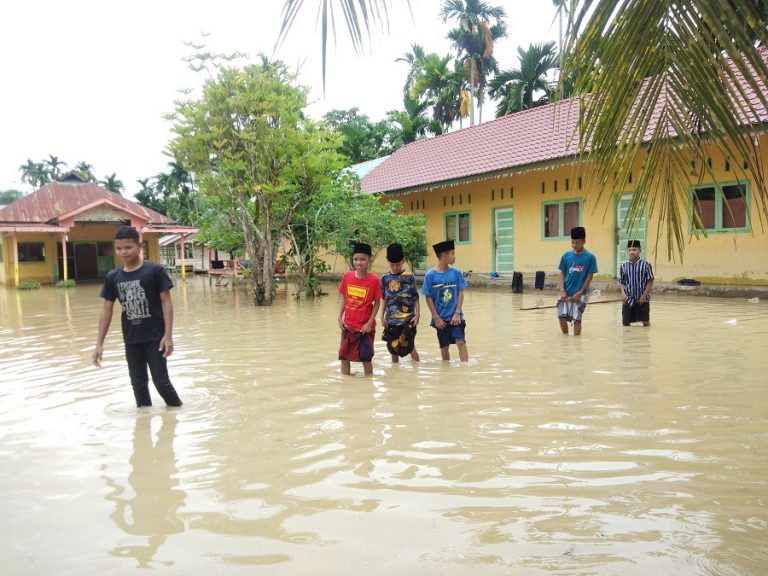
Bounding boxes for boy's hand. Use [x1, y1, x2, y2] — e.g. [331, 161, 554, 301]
[159, 336, 174, 358]
[338, 317, 347, 330]
[92, 345, 103, 368]
[638, 294, 648, 304]
[410, 313, 420, 327]
[559, 289, 567, 301]
[433, 316, 447, 329]
[571, 291, 582, 302]
[361, 320, 373, 334]
[450, 312, 462, 326]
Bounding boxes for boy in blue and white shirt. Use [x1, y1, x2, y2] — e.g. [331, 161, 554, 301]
[619, 239, 654, 326]
[422, 239, 468, 361]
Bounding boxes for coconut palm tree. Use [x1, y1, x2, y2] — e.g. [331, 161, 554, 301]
[488, 41, 559, 117]
[74, 161, 96, 182]
[276, 0, 400, 93]
[18, 159, 50, 190]
[562, 0, 768, 257]
[441, 0, 507, 126]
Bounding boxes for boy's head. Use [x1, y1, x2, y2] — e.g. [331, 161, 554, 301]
[386, 243, 405, 274]
[627, 239, 642, 261]
[351, 242, 372, 273]
[114, 226, 141, 264]
[570, 226, 586, 253]
[432, 239, 456, 264]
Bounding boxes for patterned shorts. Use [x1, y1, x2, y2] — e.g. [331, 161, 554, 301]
[557, 296, 588, 323]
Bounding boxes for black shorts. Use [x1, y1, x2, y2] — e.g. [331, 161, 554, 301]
[435, 321, 466, 348]
[381, 323, 417, 357]
[622, 302, 650, 325]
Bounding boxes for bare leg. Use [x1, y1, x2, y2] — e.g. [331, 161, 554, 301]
[559, 318, 569, 334]
[573, 321, 582, 336]
[456, 340, 468, 362]
[391, 354, 399, 363]
[410, 349, 420, 362]
[362, 361, 373, 375]
[440, 346, 450, 360]
[340, 360, 351, 375]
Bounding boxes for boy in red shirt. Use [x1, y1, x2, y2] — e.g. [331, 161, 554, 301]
[338, 242, 382, 375]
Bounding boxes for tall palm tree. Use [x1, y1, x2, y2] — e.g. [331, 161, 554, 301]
[441, 0, 507, 125]
[45, 154, 67, 180]
[396, 43, 427, 95]
[488, 41, 559, 117]
[562, 0, 768, 257]
[18, 159, 50, 190]
[100, 173, 124, 195]
[409, 52, 468, 133]
[387, 91, 432, 146]
[277, 0, 403, 93]
[75, 161, 96, 182]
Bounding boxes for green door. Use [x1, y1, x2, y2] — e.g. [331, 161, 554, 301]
[494, 207, 514, 274]
[615, 193, 648, 276]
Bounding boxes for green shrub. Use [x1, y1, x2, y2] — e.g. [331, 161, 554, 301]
[17, 280, 41, 290]
[55, 279, 76, 288]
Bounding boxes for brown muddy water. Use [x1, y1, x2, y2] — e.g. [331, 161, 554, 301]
[0, 276, 766, 576]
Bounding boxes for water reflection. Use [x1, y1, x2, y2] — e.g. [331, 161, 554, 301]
[0, 278, 766, 575]
[105, 412, 185, 568]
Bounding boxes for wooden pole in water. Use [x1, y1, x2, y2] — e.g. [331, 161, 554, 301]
[519, 299, 624, 311]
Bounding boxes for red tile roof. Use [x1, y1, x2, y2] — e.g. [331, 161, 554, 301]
[0, 181, 175, 225]
[363, 49, 768, 195]
[363, 99, 582, 194]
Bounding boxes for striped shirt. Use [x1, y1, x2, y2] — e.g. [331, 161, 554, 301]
[619, 259, 654, 306]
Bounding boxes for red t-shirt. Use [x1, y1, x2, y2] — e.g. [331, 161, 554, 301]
[339, 270, 382, 332]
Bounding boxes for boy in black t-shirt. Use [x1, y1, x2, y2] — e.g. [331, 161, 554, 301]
[92, 226, 182, 407]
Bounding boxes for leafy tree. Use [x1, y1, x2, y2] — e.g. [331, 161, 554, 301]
[563, 0, 768, 257]
[488, 41, 559, 117]
[324, 108, 394, 163]
[0, 189, 24, 205]
[387, 91, 431, 146]
[168, 54, 345, 305]
[441, 0, 507, 125]
[409, 51, 468, 133]
[135, 177, 168, 214]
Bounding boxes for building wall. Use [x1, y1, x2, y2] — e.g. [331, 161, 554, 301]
[383, 139, 768, 285]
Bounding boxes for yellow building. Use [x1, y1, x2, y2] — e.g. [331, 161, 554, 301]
[361, 100, 768, 285]
[0, 173, 197, 286]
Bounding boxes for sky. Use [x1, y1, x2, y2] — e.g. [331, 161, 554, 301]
[0, 0, 559, 198]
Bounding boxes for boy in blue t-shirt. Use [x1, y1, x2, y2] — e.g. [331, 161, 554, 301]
[557, 226, 598, 336]
[422, 239, 469, 361]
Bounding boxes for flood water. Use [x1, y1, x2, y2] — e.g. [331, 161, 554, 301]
[1, 276, 766, 575]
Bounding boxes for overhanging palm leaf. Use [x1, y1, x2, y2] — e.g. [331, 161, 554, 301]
[563, 0, 768, 259]
[277, 0, 409, 93]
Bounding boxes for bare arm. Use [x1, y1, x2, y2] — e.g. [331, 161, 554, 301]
[573, 272, 594, 301]
[92, 299, 115, 367]
[159, 289, 174, 358]
[363, 299, 381, 334]
[338, 295, 347, 330]
[451, 290, 464, 325]
[639, 279, 654, 304]
[411, 298, 421, 326]
[559, 270, 567, 300]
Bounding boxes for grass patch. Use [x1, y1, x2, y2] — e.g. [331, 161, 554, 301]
[55, 279, 76, 288]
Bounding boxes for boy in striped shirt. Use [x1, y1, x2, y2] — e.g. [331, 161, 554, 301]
[619, 240, 654, 326]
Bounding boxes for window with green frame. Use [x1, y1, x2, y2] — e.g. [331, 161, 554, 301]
[445, 212, 471, 243]
[18, 242, 45, 262]
[692, 183, 748, 231]
[543, 199, 580, 238]
[142, 240, 150, 260]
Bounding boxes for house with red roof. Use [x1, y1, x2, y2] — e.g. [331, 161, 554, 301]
[0, 172, 197, 286]
[361, 87, 768, 285]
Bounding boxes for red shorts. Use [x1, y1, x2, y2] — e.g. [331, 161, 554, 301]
[339, 329, 375, 362]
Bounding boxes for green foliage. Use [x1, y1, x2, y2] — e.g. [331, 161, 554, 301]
[17, 280, 41, 290]
[168, 53, 346, 305]
[0, 189, 24, 204]
[324, 108, 394, 164]
[55, 279, 76, 288]
[489, 41, 559, 116]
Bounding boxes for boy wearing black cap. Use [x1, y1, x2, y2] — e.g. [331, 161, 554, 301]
[338, 242, 382, 375]
[381, 243, 421, 363]
[557, 226, 598, 336]
[422, 239, 469, 361]
[619, 240, 654, 326]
